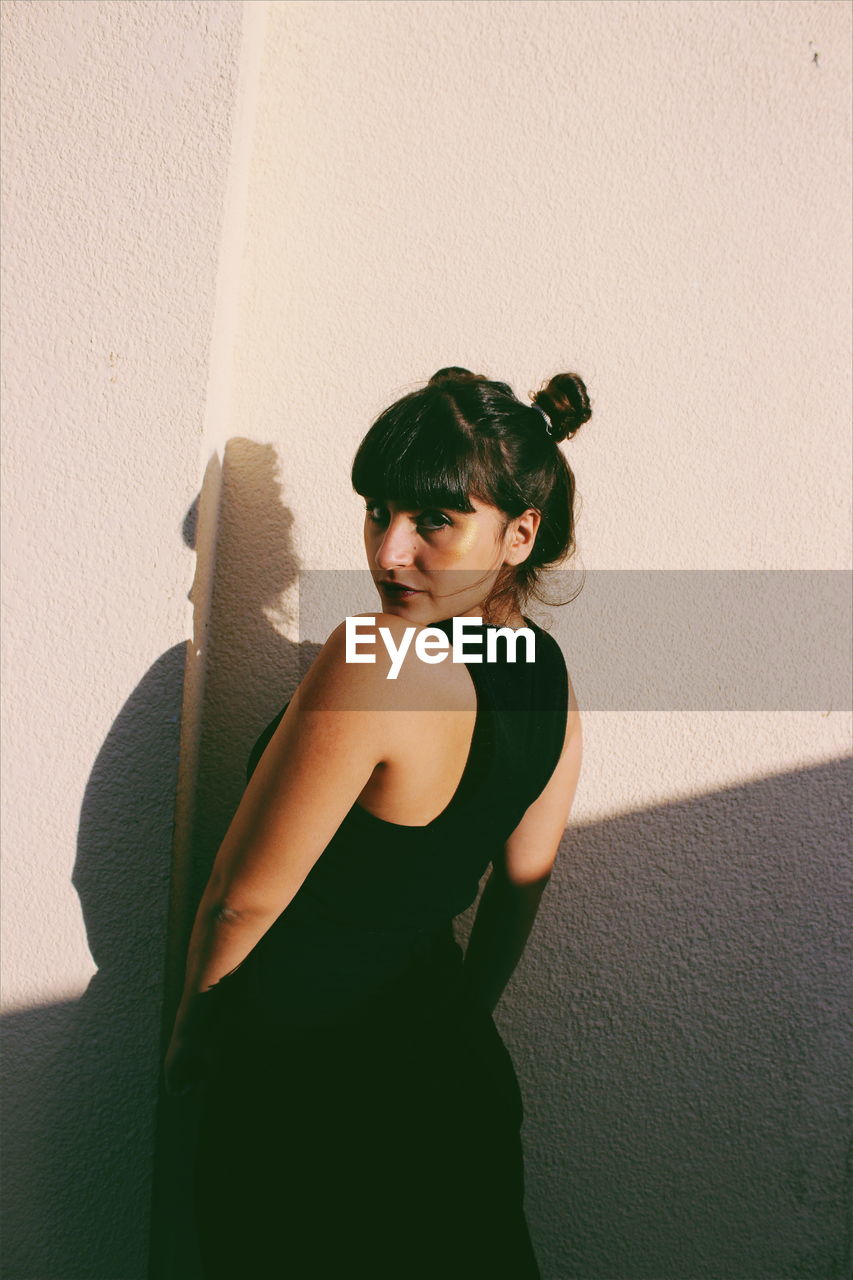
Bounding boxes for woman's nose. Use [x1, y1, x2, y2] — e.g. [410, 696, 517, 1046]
[373, 518, 416, 569]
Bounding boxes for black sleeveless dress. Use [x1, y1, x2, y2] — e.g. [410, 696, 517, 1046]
[192, 615, 568, 1279]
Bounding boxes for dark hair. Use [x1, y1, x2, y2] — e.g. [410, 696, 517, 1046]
[351, 366, 592, 623]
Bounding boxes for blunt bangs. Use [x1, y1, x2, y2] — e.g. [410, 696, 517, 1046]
[351, 391, 491, 514]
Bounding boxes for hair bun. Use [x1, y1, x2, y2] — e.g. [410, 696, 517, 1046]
[532, 372, 591, 443]
[428, 366, 482, 386]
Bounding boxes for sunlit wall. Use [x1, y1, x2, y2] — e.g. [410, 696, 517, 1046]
[1, 3, 850, 1279]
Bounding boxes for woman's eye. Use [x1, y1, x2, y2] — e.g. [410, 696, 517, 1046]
[363, 503, 450, 532]
[417, 511, 451, 531]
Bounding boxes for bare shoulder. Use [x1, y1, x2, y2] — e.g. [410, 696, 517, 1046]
[295, 612, 475, 715]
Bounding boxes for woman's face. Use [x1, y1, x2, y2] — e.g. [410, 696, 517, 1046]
[362, 493, 540, 625]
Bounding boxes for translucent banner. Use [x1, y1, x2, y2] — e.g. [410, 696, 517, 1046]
[291, 569, 851, 712]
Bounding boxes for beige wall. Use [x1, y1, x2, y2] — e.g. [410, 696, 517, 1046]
[2, 2, 850, 1278]
[0, 1, 253, 1276]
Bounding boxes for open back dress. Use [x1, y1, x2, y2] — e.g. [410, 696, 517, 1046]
[192, 613, 569, 1279]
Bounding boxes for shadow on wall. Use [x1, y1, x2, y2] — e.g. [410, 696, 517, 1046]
[480, 754, 853, 1280]
[149, 440, 326, 1279]
[2, 438, 851, 1280]
[0, 440, 317, 1280]
[0, 641, 188, 1280]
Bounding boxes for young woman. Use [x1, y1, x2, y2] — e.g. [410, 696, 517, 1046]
[165, 366, 589, 1278]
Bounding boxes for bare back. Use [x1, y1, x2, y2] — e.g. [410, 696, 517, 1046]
[354, 655, 479, 827]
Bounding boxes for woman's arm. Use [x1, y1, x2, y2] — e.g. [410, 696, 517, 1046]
[462, 867, 553, 1015]
[464, 687, 582, 1013]
[164, 614, 413, 1093]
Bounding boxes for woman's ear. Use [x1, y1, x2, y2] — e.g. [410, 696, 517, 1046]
[504, 509, 541, 567]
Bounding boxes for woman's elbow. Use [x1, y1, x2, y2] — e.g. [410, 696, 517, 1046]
[205, 893, 277, 928]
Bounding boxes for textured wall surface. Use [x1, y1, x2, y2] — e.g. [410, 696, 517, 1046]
[2, 2, 851, 1279]
[0, 2, 245, 1276]
[212, 2, 851, 1278]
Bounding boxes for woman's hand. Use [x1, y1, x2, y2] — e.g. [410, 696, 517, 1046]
[163, 989, 224, 1098]
[163, 1029, 211, 1098]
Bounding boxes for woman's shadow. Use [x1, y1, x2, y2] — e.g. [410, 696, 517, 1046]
[0, 439, 348, 1280]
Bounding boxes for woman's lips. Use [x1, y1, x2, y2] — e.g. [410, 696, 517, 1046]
[379, 582, 422, 598]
